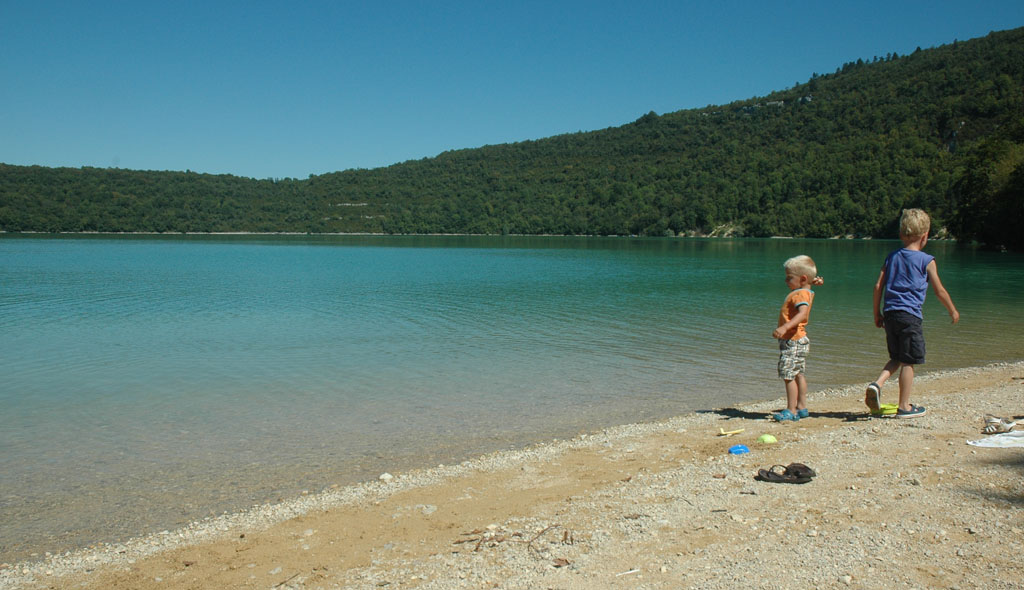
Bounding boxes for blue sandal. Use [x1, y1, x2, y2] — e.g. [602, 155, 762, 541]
[772, 409, 800, 422]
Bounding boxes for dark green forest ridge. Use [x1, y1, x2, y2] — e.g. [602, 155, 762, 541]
[2, 27, 1023, 248]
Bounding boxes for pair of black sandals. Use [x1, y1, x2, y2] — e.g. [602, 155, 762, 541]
[755, 462, 817, 484]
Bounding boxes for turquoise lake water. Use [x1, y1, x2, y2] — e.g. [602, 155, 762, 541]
[2, 234, 1022, 561]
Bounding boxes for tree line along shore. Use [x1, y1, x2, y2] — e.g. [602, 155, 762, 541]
[1, 28, 1022, 250]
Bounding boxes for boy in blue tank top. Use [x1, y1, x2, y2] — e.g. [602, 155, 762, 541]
[865, 209, 959, 418]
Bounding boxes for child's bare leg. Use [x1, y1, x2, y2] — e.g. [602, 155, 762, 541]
[795, 373, 808, 411]
[898, 364, 915, 411]
[784, 378, 799, 412]
[866, 359, 901, 408]
[874, 359, 900, 388]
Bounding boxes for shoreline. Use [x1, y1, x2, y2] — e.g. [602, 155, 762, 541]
[3, 361, 1023, 589]
[2, 230, 925, 240]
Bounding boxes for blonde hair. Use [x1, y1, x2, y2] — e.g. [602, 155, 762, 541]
[900, 208, 931, 239]
[783, 255, 817, 279]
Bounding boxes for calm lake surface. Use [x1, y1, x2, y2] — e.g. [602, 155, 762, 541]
[2, 234, 1022, 561]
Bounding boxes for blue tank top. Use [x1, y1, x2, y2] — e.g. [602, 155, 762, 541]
[882, 248, 934, 318]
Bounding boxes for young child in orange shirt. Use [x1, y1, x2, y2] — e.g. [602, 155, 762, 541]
[772, 255, 823, 421]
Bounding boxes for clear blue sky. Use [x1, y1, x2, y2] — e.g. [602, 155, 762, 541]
[2, 1, 1022, 179]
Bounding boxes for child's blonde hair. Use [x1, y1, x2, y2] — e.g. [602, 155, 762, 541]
[783, 255, 817, 279]
[899, 208, 931, 239]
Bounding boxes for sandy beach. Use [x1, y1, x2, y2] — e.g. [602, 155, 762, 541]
[3, 362, 1023, 590]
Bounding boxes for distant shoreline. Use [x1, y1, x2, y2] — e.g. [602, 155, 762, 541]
[1, 230, 908, 240]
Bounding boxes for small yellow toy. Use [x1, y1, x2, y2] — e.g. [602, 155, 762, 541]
[718, 428, 745, 437]
[871, 403, 899, 417]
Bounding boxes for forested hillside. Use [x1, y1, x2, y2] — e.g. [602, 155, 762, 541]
[2, 28, 1022, 248]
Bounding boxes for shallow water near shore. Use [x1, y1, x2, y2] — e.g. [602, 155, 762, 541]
[1, 234, 1022, 562]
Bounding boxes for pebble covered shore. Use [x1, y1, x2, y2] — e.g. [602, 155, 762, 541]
[3, 362, 1023, 590]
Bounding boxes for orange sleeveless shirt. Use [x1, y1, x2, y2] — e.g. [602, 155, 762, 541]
[777, 288, 814, 340]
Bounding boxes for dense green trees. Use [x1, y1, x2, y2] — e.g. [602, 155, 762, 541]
[949, 115, 1024, 250]
[2, 28, 1022, 248]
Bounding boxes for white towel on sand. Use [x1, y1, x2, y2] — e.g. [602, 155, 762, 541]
[967, 430, 1024, 448]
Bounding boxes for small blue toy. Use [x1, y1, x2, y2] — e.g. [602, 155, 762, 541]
[728, 444, 750, 455]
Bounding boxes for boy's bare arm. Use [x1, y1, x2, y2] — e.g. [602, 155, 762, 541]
[773, 305, 809, 339]
[926, 260, 960, 324]
[872, 268, 886, 327]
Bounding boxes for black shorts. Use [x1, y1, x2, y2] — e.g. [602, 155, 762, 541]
[884, 310, 925, 364]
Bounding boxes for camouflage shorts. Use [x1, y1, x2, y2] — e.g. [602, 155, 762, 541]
[777, 337, 810, 380]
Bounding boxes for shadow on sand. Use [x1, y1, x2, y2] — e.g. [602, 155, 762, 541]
[701, 407, 872, 423]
